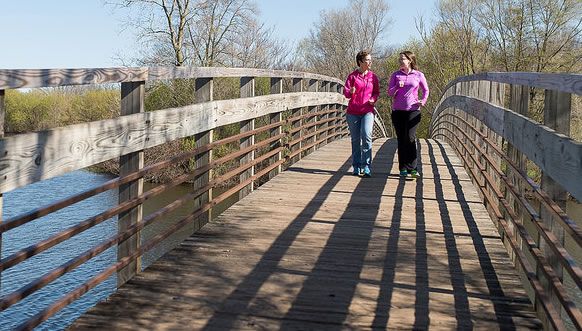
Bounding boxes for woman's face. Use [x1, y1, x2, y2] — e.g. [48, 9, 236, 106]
[359, 55, 372, 71]
[398, 54, 411, 71]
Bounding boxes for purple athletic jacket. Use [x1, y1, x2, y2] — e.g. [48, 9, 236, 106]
[387, 69, 429, 111]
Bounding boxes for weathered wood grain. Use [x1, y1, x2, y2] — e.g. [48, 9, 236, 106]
[68, 138, 540, 330]
[0, 67, 345, 90]
[148, 66, 345, 85]
[445, 72, 582, 96]
[0, 92, 348, 193]
[0, 68, 149, 89]
[117, 81, 145, 287]
[432, 94, 582, 203]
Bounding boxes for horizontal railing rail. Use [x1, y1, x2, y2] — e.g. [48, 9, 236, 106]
[0, 66, 355, 330]
[429, 72, 582, 330]
[0, 67, 345, 90]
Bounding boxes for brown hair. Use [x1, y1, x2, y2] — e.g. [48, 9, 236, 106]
[400, 51, 418, 70]
[356, 50, 371, 66]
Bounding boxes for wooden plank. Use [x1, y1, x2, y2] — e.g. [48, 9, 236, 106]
[239, 77, 255, 199]
[319, 81, 329, 147]
[290, 78, 303, 164]
[539, 89, 571, 319]
[117, 81, 145, 287]
[269, 78, 283, 180]
[305, 79, 318, 155]
[69, 138, 540, 331]
[0, 67, 345, 90]
[148, 67, 344, 85]
[0, 68, 149, 89]
[193, 78, 213, 230]
[445, 72, 582, 97]
[0, 92, 347, 194]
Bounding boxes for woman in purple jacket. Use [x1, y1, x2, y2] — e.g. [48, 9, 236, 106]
[388, 51, 429, 178]
[343, 50, 379, 177]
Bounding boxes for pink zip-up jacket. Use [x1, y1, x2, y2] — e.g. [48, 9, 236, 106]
[343, 70, 379, 116]
[387, 69, 429, 111]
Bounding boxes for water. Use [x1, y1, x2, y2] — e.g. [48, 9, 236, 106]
[0, 170, 237, 330]
[1, 170, 119, 330]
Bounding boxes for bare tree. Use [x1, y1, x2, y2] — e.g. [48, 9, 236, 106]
[186, 0, 257, 66]
[297, 0, 392, 79]
[223, 20, 290, 69]
[107, 0, 200, 66]
[108, 0, 276, 67]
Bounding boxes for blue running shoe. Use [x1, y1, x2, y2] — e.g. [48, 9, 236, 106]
[352, 167, 360, 176]
[410, 170, 421, 178]
[362, 166, 371, 177]
[399, 170, 409, 178]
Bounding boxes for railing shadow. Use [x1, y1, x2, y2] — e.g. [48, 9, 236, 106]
[198, 138, 538, 330]
[428, 139, 528, 330]
[201, 141, 396, 330]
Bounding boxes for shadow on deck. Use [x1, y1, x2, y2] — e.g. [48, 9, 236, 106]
[68, 138, 541, 330]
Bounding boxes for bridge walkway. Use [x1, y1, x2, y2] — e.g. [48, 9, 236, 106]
[68, 138, 541, 330]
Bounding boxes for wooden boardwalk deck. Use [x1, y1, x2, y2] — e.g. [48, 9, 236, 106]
[69, 138, 541, 330]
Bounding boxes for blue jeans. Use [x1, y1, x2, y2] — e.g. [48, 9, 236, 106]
[346, 112, 374, 170]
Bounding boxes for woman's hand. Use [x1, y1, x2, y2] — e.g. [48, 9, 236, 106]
[368, 99, 375, 105]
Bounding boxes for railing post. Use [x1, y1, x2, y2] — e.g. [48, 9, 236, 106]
[539, 89, 571, 320]
[506, 83, 531, 307]
[469, 81, 479, 166]
[342, 104, 349, 138]
[290, 78, 303, 164]
[0, 89, 4, 297]
[450, 83, 459, 146]
[240, 77, 255, 200]
[193, 78, 214, 230]
[461, 81, 471, 160]
[117, 81, 145, 287]
[306, 79, 318, 155]
[329, 82, 338, 140]
[320, 81, 330, 146]
[269, 77, 283, 180]
[488, 81, 504, 218]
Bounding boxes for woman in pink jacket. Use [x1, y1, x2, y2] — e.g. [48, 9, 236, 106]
[343, 50, 379, 177]
[388, 51, 429, 178]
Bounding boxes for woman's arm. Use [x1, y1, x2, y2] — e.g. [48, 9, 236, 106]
[343, 73, 354, 99]
[387, 72, 398, 96]
[370, 75, 380, 104]
[418, 72, 429, 105]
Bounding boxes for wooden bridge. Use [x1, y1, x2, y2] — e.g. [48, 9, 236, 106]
[0, 68, 581, 330]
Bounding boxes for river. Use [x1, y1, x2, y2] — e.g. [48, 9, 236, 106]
[0, 169, 237, 330]
[1, 169, 582, 330]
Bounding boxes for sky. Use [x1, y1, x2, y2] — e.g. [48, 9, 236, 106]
[0, 0, 436, 70]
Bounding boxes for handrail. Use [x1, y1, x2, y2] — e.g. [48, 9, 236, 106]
[429, 72, 582, 330]
[443, 72, 582, 96]
[0, 66, 345, 90]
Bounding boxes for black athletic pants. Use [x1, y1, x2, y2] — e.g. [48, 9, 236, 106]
[391, 110, 421, 172]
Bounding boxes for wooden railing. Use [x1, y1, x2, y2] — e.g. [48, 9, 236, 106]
[0, 66, 355, 330]
[429, 72, 582, 330]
